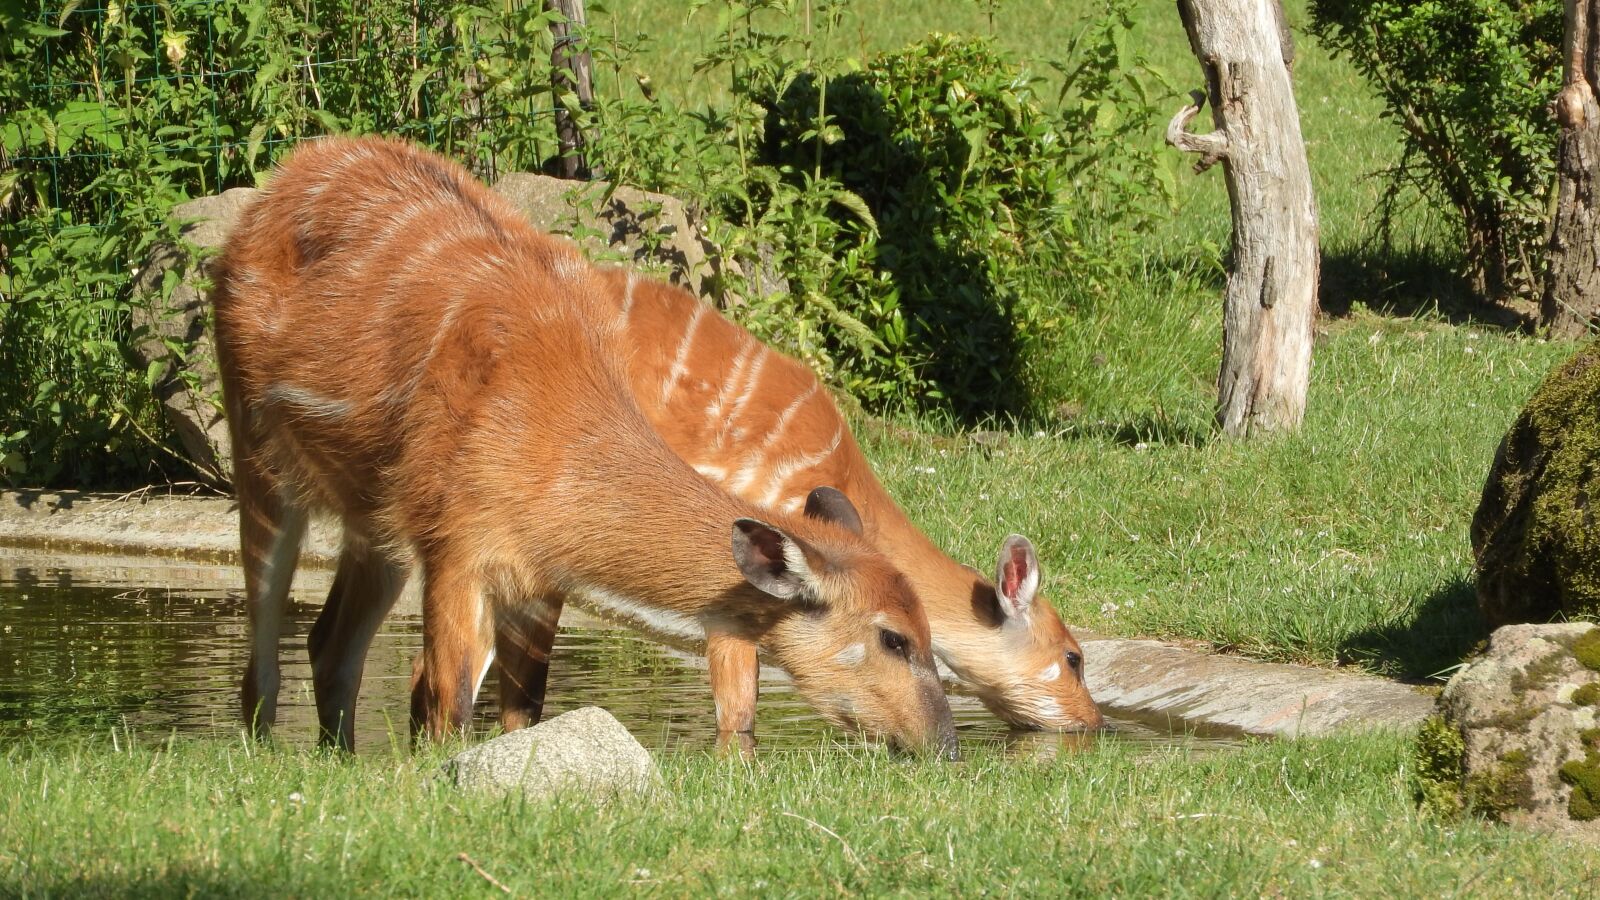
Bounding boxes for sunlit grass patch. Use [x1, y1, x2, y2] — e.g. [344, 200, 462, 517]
[863, 315, 1573, 680]
[2, 730, 1594, 895]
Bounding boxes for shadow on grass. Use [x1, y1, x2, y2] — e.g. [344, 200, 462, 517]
[1338, 574, 1488, 682]
[1319, 246, 1535, 331]
[3, 873, 288, 898]
[1054, 413, 1214, 448]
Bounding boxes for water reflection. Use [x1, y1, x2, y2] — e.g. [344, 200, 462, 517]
[0, 558, 1233, 754]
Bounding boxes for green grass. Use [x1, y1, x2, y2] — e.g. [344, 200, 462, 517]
[861, 313, 1576, 681]
[3, 731, 1593, 896]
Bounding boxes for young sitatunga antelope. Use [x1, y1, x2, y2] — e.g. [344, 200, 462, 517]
[212, 135, 958, 757]
[487, 272, 1105, 738]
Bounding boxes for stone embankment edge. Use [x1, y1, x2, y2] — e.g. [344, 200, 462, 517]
[0, 490, 1434, 740]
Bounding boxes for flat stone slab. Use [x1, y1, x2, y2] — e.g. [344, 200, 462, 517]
[446, 706, 659, 799]
[1081, 636, 1434, 738]
[0, 490, 1435, 739]
[0, 489, 340, 568]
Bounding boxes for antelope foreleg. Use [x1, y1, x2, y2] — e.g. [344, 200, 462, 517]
[708, 631, 760, 756]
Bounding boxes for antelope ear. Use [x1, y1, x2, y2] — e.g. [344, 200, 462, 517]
[995, 534, 1040, 619]
[732, 518, 819, 601]
[803, 486, 863, 536]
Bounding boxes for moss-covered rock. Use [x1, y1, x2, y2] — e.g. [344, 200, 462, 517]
[1430, 623, 1600, 840]
[1414, 714, 1467, 818]
[1472, 343, 1600, 626]
[1575, 628, 1600, 671]
[1562, 751, 1600, 821]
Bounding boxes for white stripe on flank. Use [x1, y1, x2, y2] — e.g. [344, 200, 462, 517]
[692, 463, 729, 481]
[659, 303, 707, 405]
[573, 584, 705, 645]
[727, 456, 767, 496]
[373, 200, 447, 253]
[725, 382, 819, 496]
[758, 427, 843, 507]
[758, 383, 819, 453]
[705, 341, 758, 438]
[619, 272, 637, 324]
[261, 384, 354, 420]
[379, 292, 467, 409]
[721, 348, 768, 441]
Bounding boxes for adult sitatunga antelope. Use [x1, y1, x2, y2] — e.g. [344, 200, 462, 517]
[469, 272, 1105, 742]
[212, 135, 958, 758]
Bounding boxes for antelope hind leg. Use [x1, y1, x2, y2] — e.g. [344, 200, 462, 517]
[308, 545, 409, 750]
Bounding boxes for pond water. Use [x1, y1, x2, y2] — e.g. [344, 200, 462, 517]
[0, 553, 1236, 755]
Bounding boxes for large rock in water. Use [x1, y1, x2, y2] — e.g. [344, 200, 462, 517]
[445, 707, 658, 799]
[1472, 343, 1600, 626]
[1416, 623, 1600, 840]
[131, 188, 260, 488]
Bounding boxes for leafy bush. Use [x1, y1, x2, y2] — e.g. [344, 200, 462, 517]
[0, 0, 565, 485]
[747, 17, 1174, 416]
[1308, 0, 1563, 303]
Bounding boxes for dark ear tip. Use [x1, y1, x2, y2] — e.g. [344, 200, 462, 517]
[804, 486, 864, 536]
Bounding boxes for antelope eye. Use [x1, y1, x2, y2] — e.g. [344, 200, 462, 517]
[1065, 651, 1083, 671]
[879, 628, 910, 657]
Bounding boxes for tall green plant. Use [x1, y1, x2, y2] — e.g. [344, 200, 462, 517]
[1309, 0, 1563, 304]
[0, 0, 563, 485]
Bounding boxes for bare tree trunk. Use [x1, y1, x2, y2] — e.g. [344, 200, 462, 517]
[1545, 0, 1600, 338]
[1168, 0, 1319, 438]
[546, 0, 598, 180]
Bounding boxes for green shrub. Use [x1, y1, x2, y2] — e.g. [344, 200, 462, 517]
[0, 0, 565, 486]
[1308, 0, 1563, 304]
[749, 16, 1173, 417]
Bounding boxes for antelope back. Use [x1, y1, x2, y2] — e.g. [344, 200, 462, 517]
[594, 270, 1102, 730]
[213, 135, 958, 752]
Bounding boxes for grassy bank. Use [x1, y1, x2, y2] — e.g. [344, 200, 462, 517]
[2, 731, 1592, 896]
[864, 314, 1575, 681]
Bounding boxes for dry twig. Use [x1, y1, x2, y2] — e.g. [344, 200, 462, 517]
[457, 852, 512, 894]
